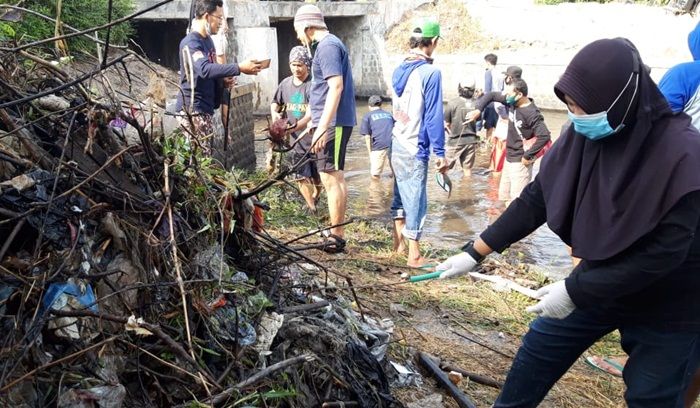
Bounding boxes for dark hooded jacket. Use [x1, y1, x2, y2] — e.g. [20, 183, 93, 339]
[479, 38, 700, 331]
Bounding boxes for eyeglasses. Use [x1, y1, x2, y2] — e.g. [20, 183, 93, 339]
[209, 14, 224, 21]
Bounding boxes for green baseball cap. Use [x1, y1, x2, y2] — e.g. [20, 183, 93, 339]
[415, 17, 441, 39]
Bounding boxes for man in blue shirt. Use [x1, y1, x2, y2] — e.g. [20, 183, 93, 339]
[360, 96, 394, 179]
[176, 0, 261, 155]
[294, 4, 356, 252]
[390, 18, 449, 267]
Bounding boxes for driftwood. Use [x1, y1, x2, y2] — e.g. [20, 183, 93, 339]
[439, 362, 503, 389]
[418, 352, 477, 408]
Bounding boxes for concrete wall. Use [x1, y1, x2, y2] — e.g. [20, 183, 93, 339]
[211, 83, 257, 170]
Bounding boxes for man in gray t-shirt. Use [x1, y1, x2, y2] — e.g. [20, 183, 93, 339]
[444, 80, 479, 177]
[270, 46, 320, 213]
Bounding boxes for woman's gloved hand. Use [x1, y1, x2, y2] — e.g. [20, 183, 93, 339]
[526, 280, 575, 319]
[436, 252, 479, 279]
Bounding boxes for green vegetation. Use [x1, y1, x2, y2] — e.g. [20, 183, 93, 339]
[0, 0, 134, 55]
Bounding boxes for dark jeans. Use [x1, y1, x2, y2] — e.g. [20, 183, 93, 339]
[495, 309, 700, 408]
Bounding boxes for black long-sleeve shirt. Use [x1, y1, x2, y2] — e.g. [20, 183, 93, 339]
[476, 92, 551, 162]
[176, 32, 241, 115]
[480, 178, 700, 331]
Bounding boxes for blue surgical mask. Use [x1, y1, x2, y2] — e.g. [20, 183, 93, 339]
[568, 71, 639, 141]
[505, 94, 518, 105]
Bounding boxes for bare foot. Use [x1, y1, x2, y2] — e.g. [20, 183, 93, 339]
[407, 257, 430, 268]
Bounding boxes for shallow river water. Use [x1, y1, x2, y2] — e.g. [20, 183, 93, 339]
[256, 103, 572, 279]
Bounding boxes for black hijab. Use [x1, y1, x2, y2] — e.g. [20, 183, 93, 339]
[539, 38, 700, 261]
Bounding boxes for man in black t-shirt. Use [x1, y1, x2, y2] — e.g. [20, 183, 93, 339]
[468, 78, 551, 205]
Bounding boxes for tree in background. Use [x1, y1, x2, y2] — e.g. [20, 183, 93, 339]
[0, 0, 135, 55]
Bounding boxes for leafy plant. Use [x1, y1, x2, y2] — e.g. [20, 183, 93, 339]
[0, 0, 135, 55]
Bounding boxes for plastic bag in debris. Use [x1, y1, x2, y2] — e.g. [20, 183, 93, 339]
[58, 384, 126, 408]
[336, 307, 394, 361]
[253, 312, 284, 353]
[345, 341, 400, 408]
[0, 170, 88, 247]
[192, 245, 231, 280]
[389, 361, 423, 388]
[43, 280, 98, 339]
[208, 306, 257, 347]
[231, 271, 249, 283]
[44, 281, 98, 312]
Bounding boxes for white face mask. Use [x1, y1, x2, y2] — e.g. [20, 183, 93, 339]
[205, 21, 212, 36]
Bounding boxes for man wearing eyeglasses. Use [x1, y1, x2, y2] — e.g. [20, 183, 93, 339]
[176, 0, 262, 154]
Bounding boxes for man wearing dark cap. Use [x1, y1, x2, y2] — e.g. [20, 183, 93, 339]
[360, 96, 394, 179]
[489, 65, 525, 175]
[294, 4, 356, 252]
[503, 65, 523, 86]
[468, 78, 551, 206]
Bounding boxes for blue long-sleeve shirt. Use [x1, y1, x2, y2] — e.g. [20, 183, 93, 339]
[391, 58, 445, 161]
[176, 32, 240, 115]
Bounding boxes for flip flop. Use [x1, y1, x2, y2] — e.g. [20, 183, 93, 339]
[320, 234, 346, 254]
[435, 172, 452, 198]
[410, 262, 437, 272]
[585, 356, 624, 377]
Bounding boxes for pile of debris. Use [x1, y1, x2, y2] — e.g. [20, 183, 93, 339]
[0, 7, 404, 408]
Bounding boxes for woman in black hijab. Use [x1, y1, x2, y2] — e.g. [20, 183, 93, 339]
[435, 38, 700, 406]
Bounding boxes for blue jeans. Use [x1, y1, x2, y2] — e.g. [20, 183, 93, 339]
[495, 309, 700, 408]
[390, 142, 428, 241]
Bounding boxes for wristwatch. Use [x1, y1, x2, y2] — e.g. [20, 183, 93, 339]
[460, 240, 484, 263]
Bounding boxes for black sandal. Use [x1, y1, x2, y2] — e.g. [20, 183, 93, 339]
[320, 234, 346, 254]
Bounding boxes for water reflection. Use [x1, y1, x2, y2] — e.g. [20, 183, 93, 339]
[255, 103, 573, 279]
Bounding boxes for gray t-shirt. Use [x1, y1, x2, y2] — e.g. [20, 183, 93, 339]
[444, 96, 478, 145]
[273, 76, 310, 152]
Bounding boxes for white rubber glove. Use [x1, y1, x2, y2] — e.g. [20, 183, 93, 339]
[526, 280, 575, 319]
[436, 252, 478, 279]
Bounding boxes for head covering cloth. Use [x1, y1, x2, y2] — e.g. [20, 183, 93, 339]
[539, 38, 700, 260]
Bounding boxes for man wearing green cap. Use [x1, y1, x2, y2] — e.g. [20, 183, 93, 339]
[390, 18, 449, 267]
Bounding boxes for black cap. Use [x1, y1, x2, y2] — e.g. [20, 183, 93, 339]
[503, 65, 523, 79]
[368, 95, 382, 106]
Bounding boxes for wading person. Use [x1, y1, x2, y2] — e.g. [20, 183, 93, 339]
[270, 46, 319, 213]
[444, 80, 479, 177]
[294, 4, 356, 252]
[436, 38, 700, 407]
[482, 53, 501, 143]
[467, 78, 551, 206]
[360, 95, 394, 179]
[391, 18, 449, 268]
[176, 0, 261, 154]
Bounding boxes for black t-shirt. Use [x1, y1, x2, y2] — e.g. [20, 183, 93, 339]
[476, 93, 551, 162]
[444, 96, 478, 145]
